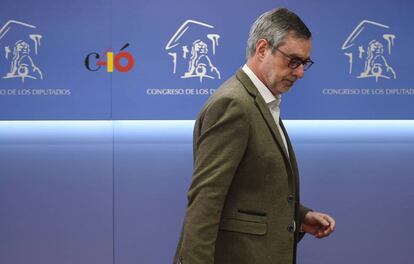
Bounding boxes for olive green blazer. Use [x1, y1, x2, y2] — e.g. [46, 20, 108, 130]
[174, 70, 310, 264]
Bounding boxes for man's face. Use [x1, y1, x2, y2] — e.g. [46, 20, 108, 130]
[257, 32, 312, 95]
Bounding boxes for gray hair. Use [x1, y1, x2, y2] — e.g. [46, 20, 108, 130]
[246, 8, 311, 59]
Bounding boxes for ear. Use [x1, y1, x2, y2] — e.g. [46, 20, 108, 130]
[255, 39, 269, 60]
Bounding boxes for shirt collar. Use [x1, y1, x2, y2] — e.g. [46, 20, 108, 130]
[242, 64, 281, 107]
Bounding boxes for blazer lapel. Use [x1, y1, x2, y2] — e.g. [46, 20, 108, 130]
[279, 119, 299, 192]
[236, 70, 291, 164]
[279, 119, 297, 172]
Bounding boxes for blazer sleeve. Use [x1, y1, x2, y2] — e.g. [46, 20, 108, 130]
[298, 203, 312, 242]
[177, 96, 250, 264]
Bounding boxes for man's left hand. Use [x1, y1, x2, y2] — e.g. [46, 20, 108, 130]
[301, 211, 335, 239]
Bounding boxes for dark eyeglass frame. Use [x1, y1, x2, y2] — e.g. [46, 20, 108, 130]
[276, 48, 314, 71]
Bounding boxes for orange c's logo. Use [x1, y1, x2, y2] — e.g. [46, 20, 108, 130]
[85, 43, 135, 73]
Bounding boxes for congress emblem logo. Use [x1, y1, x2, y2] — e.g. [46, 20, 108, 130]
[165, 20, 221, 83]
[342, 20, 396, 82]
[0, 20, 43, 83]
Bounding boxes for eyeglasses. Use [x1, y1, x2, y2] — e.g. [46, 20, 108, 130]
[276, 48, 314, 71]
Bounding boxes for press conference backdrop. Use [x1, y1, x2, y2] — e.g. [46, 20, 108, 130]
[0, 0, 413, 264]
[0, 0, 413, 119]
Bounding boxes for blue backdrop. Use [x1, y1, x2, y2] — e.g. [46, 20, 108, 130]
[1, 0, 413, 119]
[1, 121, 413, 264]
[1, 1, 414, 264]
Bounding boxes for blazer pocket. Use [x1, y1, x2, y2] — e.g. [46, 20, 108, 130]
[219, 218, 267, 235]
[237, 209, 267, 222]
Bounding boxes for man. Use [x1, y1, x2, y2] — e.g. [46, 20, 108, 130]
[174, 8, 335, 264]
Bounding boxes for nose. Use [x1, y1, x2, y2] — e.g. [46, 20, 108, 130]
[292, 64, 305, 79]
